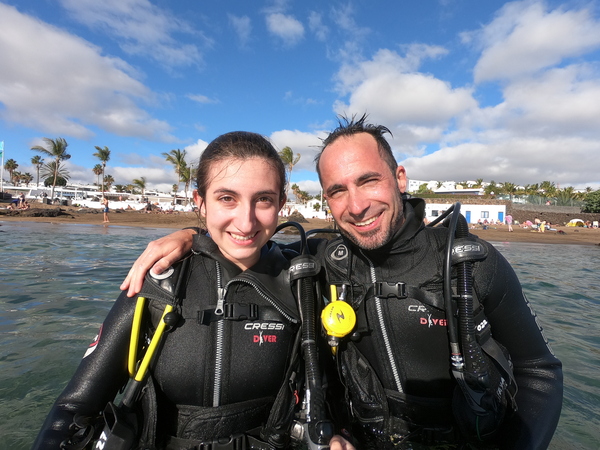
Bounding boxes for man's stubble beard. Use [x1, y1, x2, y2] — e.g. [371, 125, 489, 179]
[337, 199, 405, 251]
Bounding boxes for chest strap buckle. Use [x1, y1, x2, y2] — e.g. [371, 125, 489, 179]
[374, 282, 407, 299]
[224, 302, 259, 320]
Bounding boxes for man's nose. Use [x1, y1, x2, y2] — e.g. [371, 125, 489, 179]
[347, 189, 370, 216]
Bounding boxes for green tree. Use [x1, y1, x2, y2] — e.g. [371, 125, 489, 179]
[180, 164, 192, 205]
[103, 174, 115, 191]
[278, 146, 301, 198]
[162, 149, 187, 204]
[484, 181, 497, 196]
[4, 159, 18, 183]
[11, 170, 21, 185]
[31, 137, 71, 199]
[500, 182, 518, 201]
[539, 181, 557, 199]
[92, 164, 103, 186]
[582, 190, 600, 213]
[21, 172, 34, 186]
[416, 183, 433, 194]
[93, 146, 111, 195]
[41, 161, 70, 188]
[133, 177, 147, 197]
[31, 155, 44, 186]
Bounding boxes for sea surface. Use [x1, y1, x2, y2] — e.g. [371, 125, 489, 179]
[0, 221, 598, 449]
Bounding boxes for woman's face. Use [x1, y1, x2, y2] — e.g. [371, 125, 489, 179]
[194, 157, 285, 270]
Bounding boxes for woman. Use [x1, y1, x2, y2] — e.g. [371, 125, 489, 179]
[102, 197, 110, 223]
[33, 132, 341, 449]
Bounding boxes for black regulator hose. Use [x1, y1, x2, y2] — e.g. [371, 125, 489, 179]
[278, 222, 333, 448]
[454, 211, 490, 398]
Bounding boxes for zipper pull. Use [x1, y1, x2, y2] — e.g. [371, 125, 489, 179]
[215, 287, 226, 315]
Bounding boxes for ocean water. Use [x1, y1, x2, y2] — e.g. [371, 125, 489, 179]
[0, 221, 598, 449]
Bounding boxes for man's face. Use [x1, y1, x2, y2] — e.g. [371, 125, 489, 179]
[319, 133, 406, 250]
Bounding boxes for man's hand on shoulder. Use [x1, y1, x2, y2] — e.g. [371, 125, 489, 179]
[120, 228, 197, 297]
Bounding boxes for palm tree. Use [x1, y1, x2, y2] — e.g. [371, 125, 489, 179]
[93, 146, 111, 195]
[500, 182, 518, 201]
[11, 170, 21, 185]
[133, 177, 147, 197]
[41, 161, 70, 187]
[180, 164, 192, 206]
[31, 155, 44, 186]
[162, 149, 187, 204]
[103, 174, 115, 191]
[278, 146, 301, 197]
[4, 159, 18, 184]
[21, 173, 34, 186]
[31, 137, 71, 199]
[92, 164, 103, 187]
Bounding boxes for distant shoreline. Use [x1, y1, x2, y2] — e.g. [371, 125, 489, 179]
[2, 203, 600, 246]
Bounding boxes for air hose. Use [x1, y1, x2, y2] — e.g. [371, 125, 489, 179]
[277, 222, 334, 449]
[434, 203, 510, 440]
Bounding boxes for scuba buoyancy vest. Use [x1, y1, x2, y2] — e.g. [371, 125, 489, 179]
[320, 202, 517, 446]
[116, 234, 304, 449]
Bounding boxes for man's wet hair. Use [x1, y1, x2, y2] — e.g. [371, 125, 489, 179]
[314, 113, 397, 182]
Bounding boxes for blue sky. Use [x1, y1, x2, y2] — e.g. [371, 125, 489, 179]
[1, 0, 600, 194]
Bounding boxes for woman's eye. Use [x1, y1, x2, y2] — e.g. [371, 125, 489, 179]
[219, 196, 234, 203]
[257, 196, 274, 204]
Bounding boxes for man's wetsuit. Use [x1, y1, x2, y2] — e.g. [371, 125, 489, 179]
[318, 198, 563, 449]
[33, 234, 301, 449]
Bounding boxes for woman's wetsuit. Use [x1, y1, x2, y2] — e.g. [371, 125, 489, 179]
[317, 198, 563, 449]
[33, 234, 300, 449]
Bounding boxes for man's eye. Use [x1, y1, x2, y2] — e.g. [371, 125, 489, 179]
[219, 196, 234, 203]
[257, 196, 274, 204]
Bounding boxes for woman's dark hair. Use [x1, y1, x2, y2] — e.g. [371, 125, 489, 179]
[196, 131, 287, 201]
[314, 113, 396, 181]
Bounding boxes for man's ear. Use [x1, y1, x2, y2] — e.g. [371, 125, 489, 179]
[193, 190, 206, 216]
[396, 165, 407, 193]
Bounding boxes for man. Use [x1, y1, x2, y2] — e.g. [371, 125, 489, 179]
[122, 116, 562, 449]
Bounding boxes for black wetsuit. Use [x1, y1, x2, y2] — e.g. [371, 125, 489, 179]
[317, 198, 563, 449]
[33, 234, 300, 449]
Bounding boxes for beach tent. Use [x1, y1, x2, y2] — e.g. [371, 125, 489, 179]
[567, 219, 584, 227]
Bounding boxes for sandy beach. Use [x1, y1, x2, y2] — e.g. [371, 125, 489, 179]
[2, 202, 600, 246]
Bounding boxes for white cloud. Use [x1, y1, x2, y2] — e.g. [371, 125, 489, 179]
[228, 14, 252, 47]
[0, 3, 175, 141]
[58, 0, 210, 69]
[186, 94, 219, 104]
[269, 129, 326, 172]
[334, 49, 477, 127]
[265, 13, 304, 46]
[183, 139, 210, 165]
[468, 1, 600, 82]
[308, 11, 328, 41]
[297, 179, 323, 196]
[400, 136, 600, 190]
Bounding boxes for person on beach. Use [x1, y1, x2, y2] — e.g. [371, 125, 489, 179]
[506, 214, 514, 232]
[33, 131, 352, 450]
[102, 197, 110, 223]
[121, 116, 563, 449]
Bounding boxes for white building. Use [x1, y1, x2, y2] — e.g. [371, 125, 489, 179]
[425, 203, 506, 225]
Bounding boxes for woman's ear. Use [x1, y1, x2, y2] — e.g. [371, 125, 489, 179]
[279, 193, 287, 211]
[193, 190, 206, 216]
